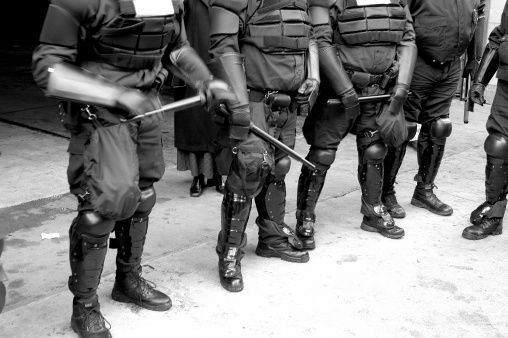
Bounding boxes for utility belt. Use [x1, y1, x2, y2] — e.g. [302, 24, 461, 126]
[248, 89, 293, 111]
[419, 54, 454, 68]
[347, 69, 396, 90]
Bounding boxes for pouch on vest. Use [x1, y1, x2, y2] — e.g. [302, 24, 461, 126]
[83, 116, 141, 220]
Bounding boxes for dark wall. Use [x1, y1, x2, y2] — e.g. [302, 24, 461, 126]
[1, 2, 49, 43]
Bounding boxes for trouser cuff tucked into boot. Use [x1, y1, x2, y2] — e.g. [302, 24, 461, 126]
[111, 267, 172, 311]
[255, 217, 310, 263]
[71, 295, 112, 338]
[360, 200, 405, 239]
[463, 200, 506, 240]
[411, 182, 453, 216]
[295, 210, 316, 250]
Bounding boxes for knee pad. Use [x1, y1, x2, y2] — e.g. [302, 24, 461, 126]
[273, 156, 291, 180]
[72, 212, 115, 237]
[406, 121, 417, 141]
[308, 148, 336, 167]
[430, 118, 452, 141]
[135, 186, 156, 218]
[485, 132, 508, 160]
[362, 142, 387, 164]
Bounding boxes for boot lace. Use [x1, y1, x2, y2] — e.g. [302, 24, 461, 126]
[82, 308, 111, 332]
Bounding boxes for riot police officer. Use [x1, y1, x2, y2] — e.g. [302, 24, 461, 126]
[463, 0, 508, 240]
[207, 0, 320, 292]
[382, 0, 486, 219]
[32, 0, 232, 336]
[295, 0, 417, 248]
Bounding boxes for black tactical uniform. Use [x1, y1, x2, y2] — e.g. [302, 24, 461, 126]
[382, 0, 486, 219]
[32, 0, 231, 336]
[463, 1, 508, 240]
[295, 0, 417, 248]
[207, 0, 320, 292]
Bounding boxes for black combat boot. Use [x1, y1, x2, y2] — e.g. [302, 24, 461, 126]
[358, 149, 404, 239]
[255, 218, 310, 262]
[295, 165, 327, 250]
[216, 232, 246, 292]
[411, 126, 453, 215]
[217, 188, 251, 292]
[463, 156, 508, 240]
[71, 295, 111, 338]
[411, 183, 453, 216]
[68, 213, 113, 337]
[111, 216, 171, 311]
[382, 144, 408, 218]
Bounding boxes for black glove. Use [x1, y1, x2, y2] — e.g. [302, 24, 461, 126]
[386, 83, 409, 116]
[197, 79, 237, 112]
[340, 88, 360, 120]
[115, 88, 161, 119]
[463, 59, 480, 79]
[470, 83, 486, 106]
[295, 78, 320, 111]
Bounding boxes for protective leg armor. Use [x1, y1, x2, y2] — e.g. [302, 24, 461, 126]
[68, 212, 113, 338]
[358, 139, 404, 239]
[382, 122, 417, 218]
[463, 134, 508, 240]
[111, 186, 172, 311]
[216, 187, 252, 292]
[295, 148, 333, 250]
[255, 157, 310, 262]
[411, 118, 453, 216]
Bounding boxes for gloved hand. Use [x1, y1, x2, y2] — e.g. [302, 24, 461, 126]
[115, 88, 161, 119]
[470, 83, 486, 106]
[295, 78, 320, 111]
[386, 83, 409, 116]
[463, 59, 480, 78]
[340, 87, 360, 120]
[197, 78, 237, 112]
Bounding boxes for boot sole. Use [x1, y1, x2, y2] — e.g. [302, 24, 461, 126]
[411, 198, 453, 216]
[255, 248, 310, 263]
[462, 229, 503, 240]
[71, 319, 112, 338]
[220, 279, 244, 293]
[111, 289, 172, 312]
[360, 222, 405, 239]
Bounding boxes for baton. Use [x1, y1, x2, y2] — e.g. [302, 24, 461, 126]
[120, 95, 204, 123]
[463, 74, 473, 124]
[327, 94, 392, 105]
[122, 96, 318, 172]
[215, 105, 317, 172]
[248, 122, 317, 172]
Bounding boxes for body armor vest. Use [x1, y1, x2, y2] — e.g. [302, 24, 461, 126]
[336, 0, 407, 45]
[84, 0, 180, 70]
[241, 0, 312, 54]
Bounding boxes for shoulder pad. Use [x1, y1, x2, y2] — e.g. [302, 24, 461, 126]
[309, 0, 335, 8]
[209, 0, 248, 15]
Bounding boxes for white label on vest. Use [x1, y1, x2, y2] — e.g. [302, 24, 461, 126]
[133, 0, 175, 17]
[356, 0, 393, 5]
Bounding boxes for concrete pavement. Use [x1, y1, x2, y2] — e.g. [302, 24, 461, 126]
[1, 92, 508, 337]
